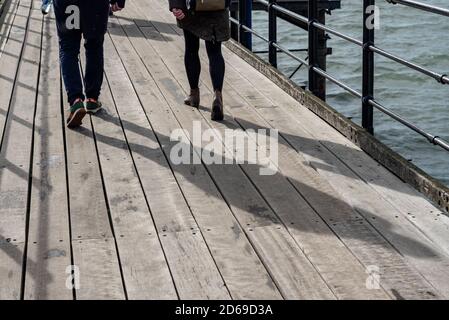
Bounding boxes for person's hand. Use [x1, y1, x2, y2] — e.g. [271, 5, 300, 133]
[111, 3, 123, 12]
[172, 8, 185, 20]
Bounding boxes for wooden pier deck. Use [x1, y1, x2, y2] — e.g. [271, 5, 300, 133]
[2, 0, 449, 300]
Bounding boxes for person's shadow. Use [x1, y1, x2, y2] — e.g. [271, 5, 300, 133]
[84, 106, 440, 262]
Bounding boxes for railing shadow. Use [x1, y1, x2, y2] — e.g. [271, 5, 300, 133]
[108, 16, 177, 40]
[76, 106, 441, 261]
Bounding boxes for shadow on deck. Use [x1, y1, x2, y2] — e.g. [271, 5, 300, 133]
[1, 0, 449, 300]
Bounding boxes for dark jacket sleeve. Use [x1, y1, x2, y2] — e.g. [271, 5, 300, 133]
[110, 0, 126, 8]
[169, 0, 187, 11]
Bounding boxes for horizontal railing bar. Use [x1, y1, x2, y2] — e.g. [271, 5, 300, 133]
[312, 67, 363, 98]
[368, 99, 449, 151]
[272, 42, 308, 64]
[310, 66, 449, 151]
[281, 60, 449, 152]
[231, 1, 449, 153]
[254, 0, 269, 6]
[433, 137, 449, 152]
[257, 0, 362, 49]
[253, 48, 308, 54]
[230, 17, 270, 42]
[308, 68, 449, 151]
[236, 3, 449, 85]
[368, 45, 449, 84]
[295, 65, 449, 152]
[386, 0, 449, 18]
[231, 16, 309, 65]
[272, 3, 309, 24]
[312, 21, 363, 46]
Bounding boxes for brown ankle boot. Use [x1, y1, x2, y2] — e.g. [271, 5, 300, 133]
[211, 90, 224, 121]
[184, 88, 200, 108]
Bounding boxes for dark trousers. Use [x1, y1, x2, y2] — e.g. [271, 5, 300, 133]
[183, 29, 225, 92]
[54, 0, 109, 105]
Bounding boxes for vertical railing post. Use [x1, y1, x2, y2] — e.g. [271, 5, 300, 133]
[268, 0, 277, 67]
[362, 0, 375, 134]
[247, 0, 253, 51]
[231, 7, 239, 41]
[308, 0, 321, 99]
[239, 0, 253, 50]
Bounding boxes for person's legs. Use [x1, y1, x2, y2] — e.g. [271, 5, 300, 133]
[205, 40, 225, 92]
[184, 29, 201, 90]
[84, 36, 104, 101]
[183, 29, 201, 107]
[83, 36, 105, 113]
[54, 0, 84, 105]
[54, 0, 86, 127]
[58, 35, 84, 105]
[205, 40, 225, 121]
[80, 0, 109, 113]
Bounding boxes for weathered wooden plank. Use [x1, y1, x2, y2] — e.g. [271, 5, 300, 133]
[61, 35, 123, 301]
[249, 226, 335, 300]
[0, 241, 23, 299]
[117, 235, 177, 300]
[63, 94, 112, 240]
[146, 0, 443, 299]
[103, 29, 233, 300]
[197, 227, 282, 299]
[219, 34, 449, 257]
[154, 0, 447, 247]
[24, 240, 72, 300]
[219, 83, 442, 299]
[118, 3, 341, 300]
[24, 10, 73, 300]
[135, 1, 390, 300]
[71, 239, 125, 300]
[64, 129, 113, 240]
[102, 70, 279, 299]
[104, 33, 282, 299]
[79, 57, 177, 299]
[134, 27, 281, 229]
[103, 33, 198, 234]
[0, 0, 39, 300]
[160, 230, 231, 300]
[0, 0, 26, 145]
[61, 87, 125, 300]
[1, 0, 445, 301]
[0, 0, 18, 56]
[218, 66, 444, 299]
[0, 0, 30, 140]
[107, 14, 284, 299]
[137, 46, 333, 298]
[212, 37, 449, 298]
[318, 136, 449, 252]
[270, 123, 449, 297]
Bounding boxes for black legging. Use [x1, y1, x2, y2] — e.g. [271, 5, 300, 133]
[184, 29, 225, 92]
